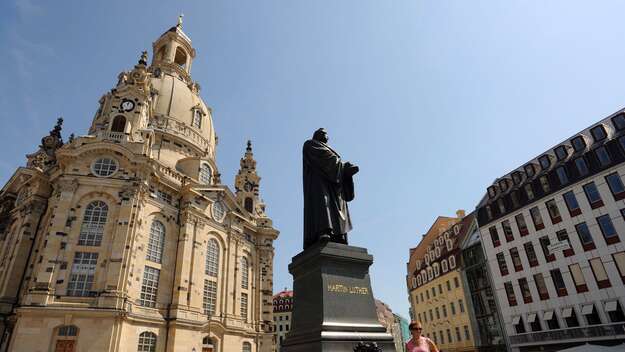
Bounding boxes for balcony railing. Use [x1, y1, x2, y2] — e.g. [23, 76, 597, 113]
[97, 131, 129, 142]
[148, 115, 213, 156]
[509, 323, 625, 345]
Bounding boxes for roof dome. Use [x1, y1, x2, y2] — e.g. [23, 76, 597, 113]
[150, 73, 216, 159]
[146, 20, 216, 161]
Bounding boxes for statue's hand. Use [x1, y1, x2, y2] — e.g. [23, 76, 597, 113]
[344, 162, 359, 176]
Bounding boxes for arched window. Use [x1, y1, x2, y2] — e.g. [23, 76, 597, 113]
[241, 257, 249, 289]
[111, 115, 126, 133]
[174, 47, 187, 68]
[156, 46, 167, 61]
[146, 220, 165, 263]
[244, 197, 253, 213]
[449, 255, 457, 269]
[192, 109, 202, 129]
[78, 201, 108, 246]
[137, 331, 157, 352]
[206, 239, 219, 277]
[242, 341, 252, 352]
[203, 336, 216, 352]
[199, 163, 212, 185]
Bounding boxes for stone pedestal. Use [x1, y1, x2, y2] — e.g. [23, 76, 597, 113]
[281, 242, 394, 352]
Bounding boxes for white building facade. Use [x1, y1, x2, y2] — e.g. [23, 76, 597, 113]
[476, 111, 625, 352]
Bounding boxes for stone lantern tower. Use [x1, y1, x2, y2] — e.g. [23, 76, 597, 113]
[0, 20, 278, 352]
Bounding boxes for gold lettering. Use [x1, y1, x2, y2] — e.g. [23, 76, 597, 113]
[327, 283, 369, 295]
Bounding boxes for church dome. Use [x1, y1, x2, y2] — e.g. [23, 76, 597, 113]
[150, 72, 216, 159]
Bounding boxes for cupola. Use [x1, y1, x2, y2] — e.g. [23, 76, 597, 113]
[151, 15, 196, 82]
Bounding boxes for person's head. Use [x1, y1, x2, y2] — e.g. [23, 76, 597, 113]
[409, 321, 423, 338]
[313, 128, 328, 143]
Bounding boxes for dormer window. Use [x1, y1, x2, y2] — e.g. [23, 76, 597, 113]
[554, 146, 568, 161]
[590, 125, 607, 142]
[192, 109, 202, 129]
[512, 172, 523, 185]
[155, 46, 167, 61]
[499, 180, 508, 192]
[571, 136, 586, 152]
[612, 114, 625, 130]
[488, 186, 498, 198]
[538, 155, 551, 170]
[524, 164, 536, 178]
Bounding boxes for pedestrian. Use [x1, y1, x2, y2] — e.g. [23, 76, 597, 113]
[406, 321, 439, 352]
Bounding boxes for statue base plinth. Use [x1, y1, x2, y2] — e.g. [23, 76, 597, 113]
[281, 242, 394, 352]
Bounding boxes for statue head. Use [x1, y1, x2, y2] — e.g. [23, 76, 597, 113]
[312, 128, 328, 143]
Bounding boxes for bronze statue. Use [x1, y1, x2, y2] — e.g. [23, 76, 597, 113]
[302, 128, 359, 249]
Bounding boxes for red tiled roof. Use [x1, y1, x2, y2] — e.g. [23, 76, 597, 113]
[273, 290, 293, 299]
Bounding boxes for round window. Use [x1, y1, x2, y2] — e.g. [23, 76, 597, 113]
[91, 158, 118, 177]
[212, 201, 226, 222]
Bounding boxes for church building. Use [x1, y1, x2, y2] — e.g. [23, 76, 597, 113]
[0, 21, 278, 352]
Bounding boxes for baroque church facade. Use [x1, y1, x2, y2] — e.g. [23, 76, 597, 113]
[0, 22, 278, 352]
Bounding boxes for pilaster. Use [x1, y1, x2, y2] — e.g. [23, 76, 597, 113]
[25, 179, 77, 305]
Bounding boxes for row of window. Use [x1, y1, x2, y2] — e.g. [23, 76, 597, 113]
[485, 139, 625, 223]
[416, 299, 466, 323]
[503, 252, 625, 307]
[423, 325, 471, 346]
[53, 327, 236, 352]
[487, 117, 625, 200]
[495, 220, 623, 277]
[275, 323, 290, 332]
[67, 221, 249, 320]
[489, 174, 625, 249]
[412, 255, 458, 289]
[512, 300, 625, 335]
[413, 277, 460, 304]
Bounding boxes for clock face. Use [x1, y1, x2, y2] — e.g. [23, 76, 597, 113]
[121, 100, 135, 112]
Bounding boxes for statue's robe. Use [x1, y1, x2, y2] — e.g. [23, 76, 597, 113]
[302, 139, 354, 249]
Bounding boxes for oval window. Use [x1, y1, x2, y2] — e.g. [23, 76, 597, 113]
[212, 201, 226, 222]
[91, 158, 118, 177]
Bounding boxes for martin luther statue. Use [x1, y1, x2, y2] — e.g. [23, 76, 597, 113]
[302, 128, 359, 249]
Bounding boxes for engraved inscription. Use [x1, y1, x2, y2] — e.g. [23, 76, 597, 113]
[327, 283, 369, 295]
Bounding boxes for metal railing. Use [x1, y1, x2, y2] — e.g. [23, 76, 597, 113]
[509, 323, 625, 345]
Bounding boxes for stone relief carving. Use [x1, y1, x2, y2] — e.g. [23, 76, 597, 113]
[53, 179, 79, 197]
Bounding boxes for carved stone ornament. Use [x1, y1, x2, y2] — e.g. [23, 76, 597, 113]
[53, 179, 79, 197]
[26, 150, 49, 171]
[181, 211, 208, 229]
[27, 117, 64, 171]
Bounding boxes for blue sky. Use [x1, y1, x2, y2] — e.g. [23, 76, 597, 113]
[3, 0, 625, 318]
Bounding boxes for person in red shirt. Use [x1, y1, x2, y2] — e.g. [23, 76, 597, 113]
[405, 321, 439, 352]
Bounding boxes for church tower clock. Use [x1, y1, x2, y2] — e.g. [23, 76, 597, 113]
[0, 20, 278, 352]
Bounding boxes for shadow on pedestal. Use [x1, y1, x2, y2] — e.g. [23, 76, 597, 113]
[281, 242, 394, 352]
